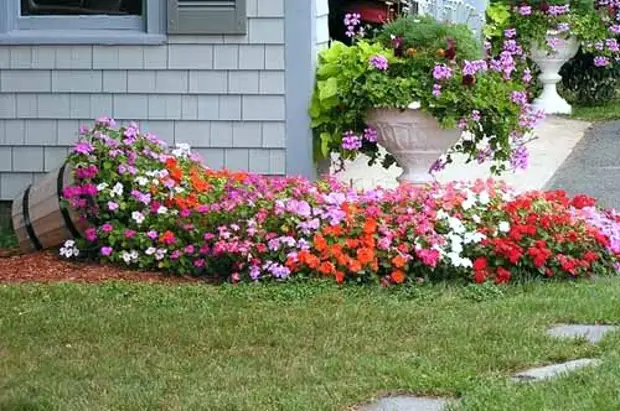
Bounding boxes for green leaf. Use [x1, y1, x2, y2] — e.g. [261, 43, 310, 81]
[318, 77, 338, 101]
[320, 132, 331, 158]
[487, 4, 510, 25]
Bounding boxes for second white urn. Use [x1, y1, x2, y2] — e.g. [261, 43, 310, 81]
[530, 32, 579, 115]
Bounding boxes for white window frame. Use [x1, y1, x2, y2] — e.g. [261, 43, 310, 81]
[0, 0, 166, 44]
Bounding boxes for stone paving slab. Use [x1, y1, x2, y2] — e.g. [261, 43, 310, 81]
[511, 359, 601, 382]
[329, 116, 590, 193]
[547, 324, 618, 344]
[358, 395, 449, 411]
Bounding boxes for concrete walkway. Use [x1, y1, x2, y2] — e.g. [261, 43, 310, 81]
[330, 116, 591, 193]
[545, 120, 620, 209]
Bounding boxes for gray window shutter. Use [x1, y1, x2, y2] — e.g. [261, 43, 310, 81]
[168, 0, 247, 34]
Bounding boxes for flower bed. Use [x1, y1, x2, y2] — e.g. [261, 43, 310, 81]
[60, 119, 620, 285]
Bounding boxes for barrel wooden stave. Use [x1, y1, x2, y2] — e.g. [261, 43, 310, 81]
[12, 164, 86, 253]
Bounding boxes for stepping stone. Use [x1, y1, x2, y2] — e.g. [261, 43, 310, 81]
[511, 359, 601, 382]
[359, 395, 449, 411]
[547, 324, 618, 344]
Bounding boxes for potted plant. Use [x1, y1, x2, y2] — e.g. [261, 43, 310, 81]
[311, 14, 542, 185]
[485, 0, 619, 114]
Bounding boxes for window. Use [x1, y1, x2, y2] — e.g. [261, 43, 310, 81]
[0, 0, 247, 44]
[0, 0, 165, 44]
[21, 0, 143, 16]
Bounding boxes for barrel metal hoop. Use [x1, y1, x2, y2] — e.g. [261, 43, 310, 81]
[57, 162, 82, 239]
[22, 185, 43, 251]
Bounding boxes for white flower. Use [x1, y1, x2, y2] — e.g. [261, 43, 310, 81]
[59, 247, 71, 258]
[472, 215, 481, 224]
[132, 211, 145, 224]
[447, 217, 466, 234]
[121, 251, 133, 264]
[134, 176, 149, 186]
[151, 178, 160, 186]
[408, 101, 421, 110]
[461, 197, 475, 210]
[59, 240, 80, 259]
[498, 221, 511, 233]
[173, 186, 185, 194]
[156, 206, 168, 215]
[145, 247, 156, 256]
[463, 231, 486, 244]
[436, 209, 449, 221]
[451, 241, 463, 254]
[129, 250, 139, 260]
[478, 191, 490, 205]
[96, 183, 109, 192]
[157, 169, 169, 178]
[145, 170, 157, 177]
[111, 182, 124, 197]
[172, 143, 192, 158]
[155, 249, 167, 260]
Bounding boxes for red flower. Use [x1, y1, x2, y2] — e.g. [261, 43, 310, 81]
[159, 230, 176, 245]
[583, 251, 599, 263]
[571, 194, 597, 209]
[473, 270, 486, 284]
[495, 267, 511, 284]
[473, 257, 488, 271]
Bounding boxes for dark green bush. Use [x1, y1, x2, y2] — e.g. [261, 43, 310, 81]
[559, 49, 620, 106]
[376, 15, 482, 61]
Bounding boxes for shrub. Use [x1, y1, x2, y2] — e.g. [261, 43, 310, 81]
[60, 118, 619, 285]
[559, 49, 620, 106]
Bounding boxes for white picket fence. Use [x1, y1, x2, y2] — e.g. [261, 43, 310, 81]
[415, 0, 487, 36]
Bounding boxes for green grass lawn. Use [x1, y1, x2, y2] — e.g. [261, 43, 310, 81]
[572, 101, 620, 122]
[2, 279, 620, 410]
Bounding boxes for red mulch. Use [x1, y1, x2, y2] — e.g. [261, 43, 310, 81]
[0, 249, 202, 284]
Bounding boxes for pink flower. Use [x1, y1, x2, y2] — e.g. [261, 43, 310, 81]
[73, 141, 94, 155]
[100, 246, 113, 256]
[416, 248, 440, 268]
[85, 227, 97, 242]
[101, 223, 113, 233]
[124, 229, 136, 239]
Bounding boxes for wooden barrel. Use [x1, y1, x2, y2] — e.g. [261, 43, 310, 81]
[12, 163, 86, 253]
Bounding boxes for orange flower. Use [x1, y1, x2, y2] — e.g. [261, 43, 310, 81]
[165, 157, 177, 169]
[299, 251, 320, 269]
[357, 247, 375, 265]
[169, 167, 183, 182]
[335, 271, 345, 284]
[348, 259, 362, 273]
[391, 270, 406, 284]
[319, 261, 335, 275]
[370, 260, 379, 272]
[324, 225, 343, 236]
[391, 255, 407, 269]
[360, 234, 376, 249]
[363, 219, 378, 234]
[313, 234, 327, 252]
[328, 243, 343, 256]
[346, 239, 360, 249]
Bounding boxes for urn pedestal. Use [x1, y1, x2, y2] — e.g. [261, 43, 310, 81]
[531, 33, 579, 115]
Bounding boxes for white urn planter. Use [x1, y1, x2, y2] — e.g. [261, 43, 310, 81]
[365, 108, 462, 185]
[530, 32, 580, 115]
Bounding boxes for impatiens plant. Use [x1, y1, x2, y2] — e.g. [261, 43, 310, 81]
[61, 118, 619, 285]
[311, 15, 543, 175]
